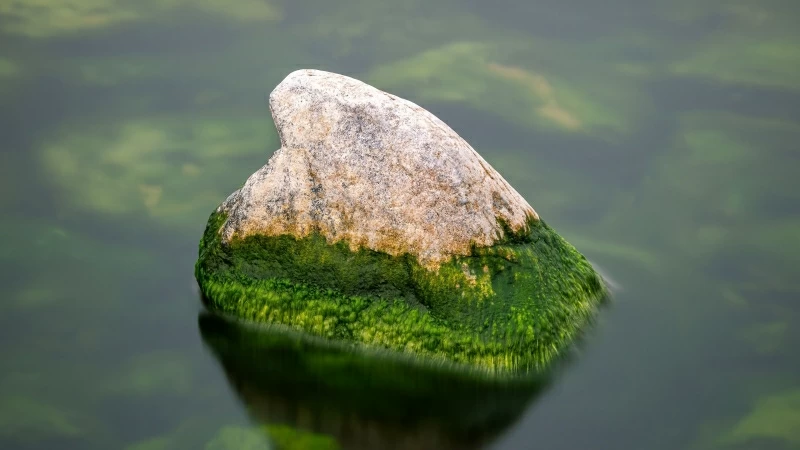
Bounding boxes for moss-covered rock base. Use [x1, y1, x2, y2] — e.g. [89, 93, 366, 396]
[195, 210, 607, 375]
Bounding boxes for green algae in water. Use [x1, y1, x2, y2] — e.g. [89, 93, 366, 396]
[298, 0, 490, 62]
[670, 34, 800, 92]
[203, 425, 339, 450]
[662, 1, 800, 91]
[0, 0, 282, 38]
[265, 426, 340, 450]
[594, 111, 800, 281]
[0, 396, 92, 444]
[0, 216, 157, 314]
[123, 416, 229, 450]
[40, 114, 276, 231]
[0, 369, 114, 449]
[368, 40, 648, 138]
[738, 321, 789, 356]
[102, 351, 193, 398]
[204, 426, 273, 450]
[45, 26, 313, 96]
[655, 113, 800, 280]
[0, 58, 20, 79]
[196, 209, 606, 375]
[714, 389, 800, 448]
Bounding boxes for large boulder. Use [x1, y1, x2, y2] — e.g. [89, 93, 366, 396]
[195, 69, 607, 375]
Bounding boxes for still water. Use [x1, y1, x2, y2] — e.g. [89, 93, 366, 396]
[1, 1, 798, 449]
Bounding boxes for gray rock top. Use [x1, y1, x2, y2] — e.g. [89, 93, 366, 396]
[219, 69, 538, 268]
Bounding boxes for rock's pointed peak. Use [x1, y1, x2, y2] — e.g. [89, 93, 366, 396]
[220, 69, 538, 267]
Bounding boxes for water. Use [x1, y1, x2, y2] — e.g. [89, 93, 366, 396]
[1, 1, 798, 449]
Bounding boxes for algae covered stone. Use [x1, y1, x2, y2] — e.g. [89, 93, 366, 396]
[195, 69, 607, 375]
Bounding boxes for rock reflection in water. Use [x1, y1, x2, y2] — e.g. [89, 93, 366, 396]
[198, 310, 551, 450]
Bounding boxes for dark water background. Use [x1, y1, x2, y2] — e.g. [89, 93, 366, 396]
[1, 1, 798, 449]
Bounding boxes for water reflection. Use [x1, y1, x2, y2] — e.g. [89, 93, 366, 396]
[198, 310, 550, 450]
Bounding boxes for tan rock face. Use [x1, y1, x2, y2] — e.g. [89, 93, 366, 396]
[219, 69, 538, 268]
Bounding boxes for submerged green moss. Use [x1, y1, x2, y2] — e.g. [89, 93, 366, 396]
[671, 35, 800, 91]
[103, 351, 193, 397]
[265, 426, 340, 450]
[0, 0, 281, 38]
[662, 1, 800, 91]
[123, 416, 226, 450]
[718, 389, 800, 447]
[204, 426, 272, 450]
[368, 40, 648, 138]
[0, 58, 20, 79]
[196, 210, 606, 375]
[40, 114, 276, 230]
[0, 396, 86, 440]
[202, 424, 338, 450]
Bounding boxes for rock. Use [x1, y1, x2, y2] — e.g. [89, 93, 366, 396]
[195, 69, 607, 376]
[219, 69, 536, 268]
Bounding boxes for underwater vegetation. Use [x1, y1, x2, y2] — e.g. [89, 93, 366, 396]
[0, 58, 19, 77]
[461, 0, 800, 93]
[0, 217, 157, 313]
[0, 57, 22, 101]
[0, 215, 221, 450]
[203, 425, 340, 450]
[671, 34, 800, 92]
[124, 420, 341, 450]
[578, 110, 800, 297]
[0, 0, 282, 38]
[368, 40, 648, 139]
[690, 387, 800, 450]
[663, 0, 800, 91]
[0, 394, 102, 449]
[102, 351, 194, 398]
[295, 0, 488, 63]
[719, 388, 800, 448]
[39, 114, 277, 230]
[646, 112, 800, 292]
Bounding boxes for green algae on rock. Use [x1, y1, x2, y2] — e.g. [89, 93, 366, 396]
[195, 69, 607, 375]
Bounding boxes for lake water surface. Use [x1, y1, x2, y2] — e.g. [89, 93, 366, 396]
[1, 1, 799, 449]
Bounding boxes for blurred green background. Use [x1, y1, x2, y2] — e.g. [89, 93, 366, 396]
[0, 0, 798, 449]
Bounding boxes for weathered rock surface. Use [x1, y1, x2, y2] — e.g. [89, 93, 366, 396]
[219, 69, 537, 268]
[196, 69, 607, 376]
